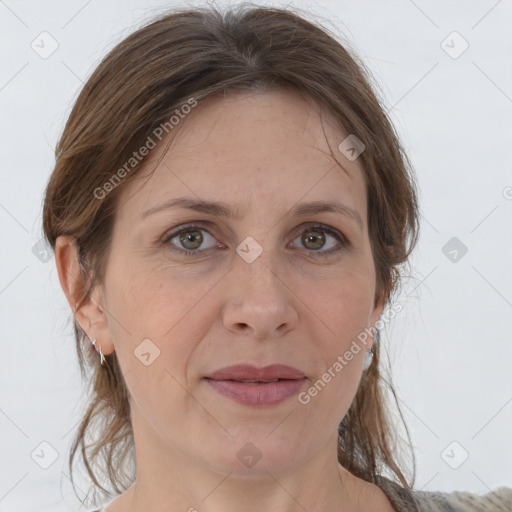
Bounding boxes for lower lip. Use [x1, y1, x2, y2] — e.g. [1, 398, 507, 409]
[205, 378, 307, 406]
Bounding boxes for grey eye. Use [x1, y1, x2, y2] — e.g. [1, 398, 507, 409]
[169, 227, 217, 251]
[292, 228, 338, 251]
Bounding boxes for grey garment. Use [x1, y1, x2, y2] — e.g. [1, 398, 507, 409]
[375, 475, 512, 512]
[89, 478, 512, 512]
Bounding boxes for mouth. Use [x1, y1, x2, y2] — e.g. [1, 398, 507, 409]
[205, 363, 306, 382]
[204, 376, 307, 406]
[211, 378, 282, 383]
[204, 377, 303, 384]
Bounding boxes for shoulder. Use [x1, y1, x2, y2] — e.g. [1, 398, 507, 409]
[375, 475, 512, 512]
[412, 485, 512, 512]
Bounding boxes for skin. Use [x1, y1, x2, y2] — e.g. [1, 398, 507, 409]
[56, 89, 394, 512]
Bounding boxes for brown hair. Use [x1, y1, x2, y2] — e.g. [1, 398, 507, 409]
[42, 3, 420, 505]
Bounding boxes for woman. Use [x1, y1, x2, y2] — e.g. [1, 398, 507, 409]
[42, 4, 511, 511]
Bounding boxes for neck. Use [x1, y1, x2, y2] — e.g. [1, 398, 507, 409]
[103, 409, 361, 512]
[113, 466, 359, 512]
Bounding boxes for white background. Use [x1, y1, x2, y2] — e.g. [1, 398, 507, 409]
[0, 0, 511, 510]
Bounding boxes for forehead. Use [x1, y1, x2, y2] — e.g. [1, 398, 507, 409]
[116, 88, 368, 224]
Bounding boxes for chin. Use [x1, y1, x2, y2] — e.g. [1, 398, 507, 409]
[204, 430, 302, 475]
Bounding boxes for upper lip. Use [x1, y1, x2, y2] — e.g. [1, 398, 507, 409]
[206, 364, 306, 381]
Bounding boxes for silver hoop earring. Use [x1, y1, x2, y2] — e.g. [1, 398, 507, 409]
[363, 328, 379, 371]
[363, 348, 373, 371]
[90, 337, 106, 366]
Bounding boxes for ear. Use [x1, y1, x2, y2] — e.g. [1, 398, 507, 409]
[54, 235, 115, 356]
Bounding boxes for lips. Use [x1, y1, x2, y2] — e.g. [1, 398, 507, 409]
[205, 364, 306, 382]
[204, 364, 307, 406]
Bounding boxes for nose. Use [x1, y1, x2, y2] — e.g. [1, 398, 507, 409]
[221, 250, 299, 340]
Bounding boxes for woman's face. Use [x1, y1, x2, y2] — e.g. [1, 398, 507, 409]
[93, 89, 384, 475]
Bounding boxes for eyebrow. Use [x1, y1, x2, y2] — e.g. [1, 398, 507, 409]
[141, 197, 364, 230]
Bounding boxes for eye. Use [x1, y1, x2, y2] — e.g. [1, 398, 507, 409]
[161, 223, 349, 258]
[290, 224, 348, 258]
[162, 224, 220, 256]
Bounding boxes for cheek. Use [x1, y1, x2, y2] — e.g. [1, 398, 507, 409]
[299, 271, 373, 425]
[105, 255, 220, 381]
[313, 264, 376, 337]
[104, 261, 205, 423]
[109, 252, 209, 331]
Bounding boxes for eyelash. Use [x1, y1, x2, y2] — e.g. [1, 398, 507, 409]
[160, 223, 350, 259]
